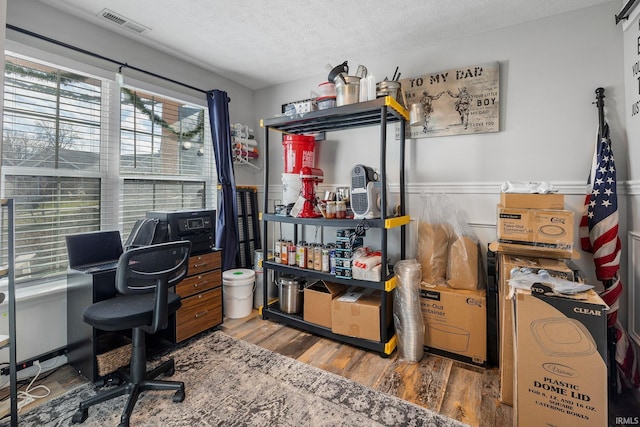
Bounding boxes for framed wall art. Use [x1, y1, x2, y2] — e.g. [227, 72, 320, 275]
[397, 61, 500, 138]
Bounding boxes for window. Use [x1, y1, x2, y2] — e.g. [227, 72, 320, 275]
[119, 87, 210, 235]
[2, 55, 102, 281]
[1, 54, 215, 283]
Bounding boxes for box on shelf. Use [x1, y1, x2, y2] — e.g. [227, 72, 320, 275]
[303, 281, 347, 328]
[420, 286, 486, 365]
[513, 285, 608, 427]
[497, 254, 578, 406]
[499, 192, 565, 209]
[335, 238, 363, 250]
[335, 266, 352, 279]
[331, 286, 392, 341]
[496, 206, 574, 254]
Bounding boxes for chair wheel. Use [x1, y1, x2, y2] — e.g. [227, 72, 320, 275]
[165, 365, 175, 377]
[72, 408, 88, 424]
[173, 389, 185, 402]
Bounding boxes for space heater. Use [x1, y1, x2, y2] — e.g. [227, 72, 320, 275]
[350, 164, 382, 219]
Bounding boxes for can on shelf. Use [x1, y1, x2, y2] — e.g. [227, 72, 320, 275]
[321, 245, 330, 272]
[281, 240, 289, 265]
[329, 244, 336, 275]
[307, 244, 315, 269]
[287, 242, 296, 266]
[274, 239, 282, 263]
[297, 242, 307, 268]
[313, 244, 322, 271]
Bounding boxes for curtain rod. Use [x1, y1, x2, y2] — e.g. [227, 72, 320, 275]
[615, 0, 639, 24]
[5, 24, 208, 94]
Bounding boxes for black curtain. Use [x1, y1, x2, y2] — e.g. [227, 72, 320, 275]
[207, 90, 238, 271]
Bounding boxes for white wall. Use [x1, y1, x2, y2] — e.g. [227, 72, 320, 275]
[254, 2, 634, 326]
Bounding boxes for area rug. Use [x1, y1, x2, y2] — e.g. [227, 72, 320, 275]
[8, 331, 467, 426]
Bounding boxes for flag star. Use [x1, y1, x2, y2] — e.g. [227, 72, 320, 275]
[590, 200, 596, 207]
[607, 177, 614, 185]
[588, 211, 594, 218]
[602, 199, 611, 207]
[604, 188, 613, 196]
[593, 189, 600, 197]
[609, 166, 615, 173]
[599, 167, 607, 174]
[595, 178, 604, 185]
[603, 155, 609, 162]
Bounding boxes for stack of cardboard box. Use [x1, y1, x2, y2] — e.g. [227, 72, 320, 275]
[417, 209, 487, 366]
[492, 193, 608, 427]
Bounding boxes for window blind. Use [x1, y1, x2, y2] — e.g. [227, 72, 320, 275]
[119, 87, 209, 239]
[2, 55, 103, 281]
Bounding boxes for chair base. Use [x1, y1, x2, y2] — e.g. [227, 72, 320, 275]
[72, 358, 184, 427]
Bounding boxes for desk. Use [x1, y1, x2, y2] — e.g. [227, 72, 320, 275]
[66, 250, 224, 382]
[67, 267, 122, 383]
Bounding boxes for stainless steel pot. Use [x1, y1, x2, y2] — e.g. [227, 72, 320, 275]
[335, 75, 361, 106]
[376, 80, 401, 101]
[278, 276, 304, 314]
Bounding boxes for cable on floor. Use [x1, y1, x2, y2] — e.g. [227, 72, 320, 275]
[16, 361, 50, 413]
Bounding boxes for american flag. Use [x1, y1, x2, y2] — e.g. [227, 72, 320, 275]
[579, 121, 639, 389]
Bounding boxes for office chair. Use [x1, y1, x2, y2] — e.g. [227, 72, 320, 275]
[72, 240, 192, 427]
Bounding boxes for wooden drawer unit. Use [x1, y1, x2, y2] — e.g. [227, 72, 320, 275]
[189, 251, 222, 275]
[176, 270, 221, 298]
[164, 250, 223, 343]
[175, 287, 222, 342]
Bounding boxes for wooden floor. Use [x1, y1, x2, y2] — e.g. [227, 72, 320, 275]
[2, 310, 637, 426]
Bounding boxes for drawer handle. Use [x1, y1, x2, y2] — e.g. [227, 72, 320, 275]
[194, 310, 209, 318]
[193, 262, 208, 268]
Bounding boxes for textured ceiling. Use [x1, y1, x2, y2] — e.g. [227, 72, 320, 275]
[37, 0, 614, 90]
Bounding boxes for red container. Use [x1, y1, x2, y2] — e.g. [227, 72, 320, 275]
[282, 134, 316, 173]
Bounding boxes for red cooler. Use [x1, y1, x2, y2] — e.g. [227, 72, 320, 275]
[282, 134, 315, 174]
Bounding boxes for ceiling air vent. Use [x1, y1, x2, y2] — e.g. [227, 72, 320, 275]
[98, 8, 150, 34]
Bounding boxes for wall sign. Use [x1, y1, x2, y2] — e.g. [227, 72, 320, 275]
[397, 61, 500, 138]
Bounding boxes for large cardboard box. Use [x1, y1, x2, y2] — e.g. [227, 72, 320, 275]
[331, 287, 392, 341]
[303, 281, 347, 328]
[500, 192, 565, 209]
[513, 285, 608, 427]
[420, 286, 486, 365]
[497, 254, 578, 406]
[497, 206, 574, 255]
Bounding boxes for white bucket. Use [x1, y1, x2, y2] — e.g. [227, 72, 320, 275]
[282, 173, 302, 205]
[222, 269, 255, 319]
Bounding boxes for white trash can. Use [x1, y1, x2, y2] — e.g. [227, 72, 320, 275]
[222, 269, 256, 319]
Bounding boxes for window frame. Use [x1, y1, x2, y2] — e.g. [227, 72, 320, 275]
[1, 47, 216, 287]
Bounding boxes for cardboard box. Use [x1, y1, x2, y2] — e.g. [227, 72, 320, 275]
[497, 207, 574, 255]
[489, 241, 581, 260]
[500, 192, 565, 209]
[497, 254, 578, 406]
[420, 286, 486, 365]
[513, 285, 608, 427]
[331, 286, 392, 341]
[303, 281, 347, 328]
